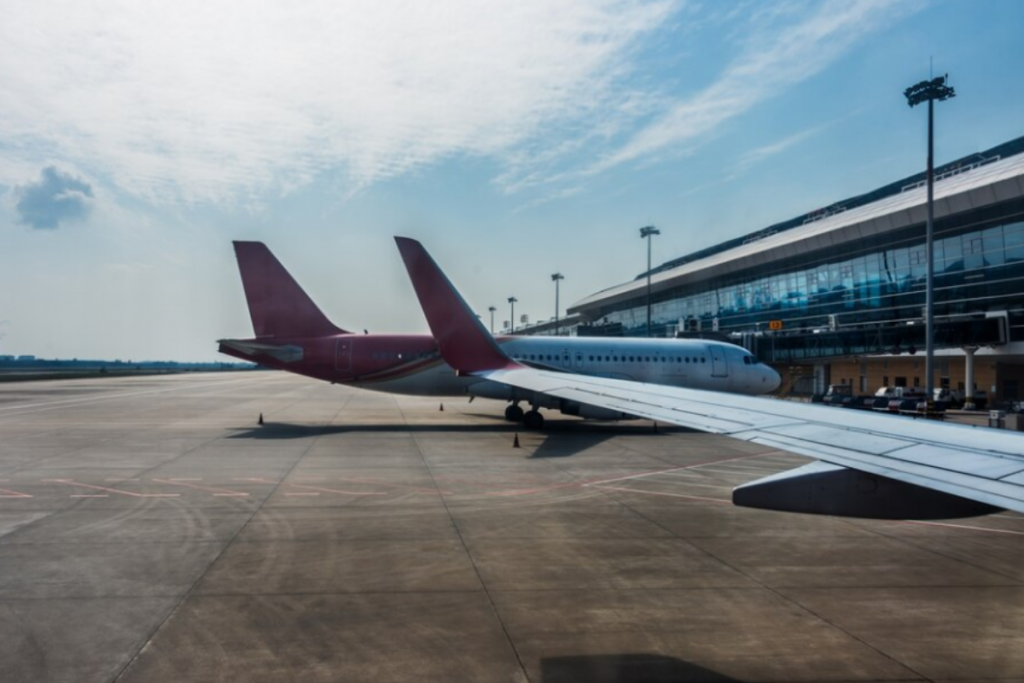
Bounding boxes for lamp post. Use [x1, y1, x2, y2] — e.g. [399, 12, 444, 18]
[905, 74, 955, 399]
[487, 306, 496, 334]
[640, 225, 660, 337]
[507, 296, 517, 333]
[551, 273, 564, 336]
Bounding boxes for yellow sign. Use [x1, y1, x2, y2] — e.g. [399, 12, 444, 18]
[768, 320, 784, 331]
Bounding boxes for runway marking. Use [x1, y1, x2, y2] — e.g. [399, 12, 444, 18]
[0, 486, 32, 498]
[238, 477, 386, 496]
[896, 520, 1024, 537]
[104, 478, 141, 482]
[592, 484, 730, 503]
[151, 478, 249, 497]
[584, 454, 767, 489]
[286, 483, 387, 496]
[45, 479, 180, 498]
[71, 494, 109, 498]
[167, 478, 203, 482]
[336, 476, 449, 495]
[284, 492, 320, 497]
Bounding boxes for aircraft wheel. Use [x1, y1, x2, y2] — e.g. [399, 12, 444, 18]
[505, 404, 525, 422]
[523, 410, 545, 430]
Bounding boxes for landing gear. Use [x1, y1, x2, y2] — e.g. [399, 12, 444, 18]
[523, 410, 545, 430]
[505, 403, 525, 422]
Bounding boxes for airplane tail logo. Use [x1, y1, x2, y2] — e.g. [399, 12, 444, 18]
[232, 241, 345, 338]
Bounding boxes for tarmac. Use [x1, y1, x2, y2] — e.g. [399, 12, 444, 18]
[1, 371, 1023, 683]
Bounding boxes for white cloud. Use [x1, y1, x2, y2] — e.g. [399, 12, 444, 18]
[0, 0, 676, 204]
[582, 0, 923, 177]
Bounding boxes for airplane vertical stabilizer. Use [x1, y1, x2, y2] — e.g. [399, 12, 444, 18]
[233, 241, 345, 338]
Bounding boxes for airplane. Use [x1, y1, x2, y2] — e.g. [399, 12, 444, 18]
[395, 235, 1024, 520]
[217, 241, 780, 428]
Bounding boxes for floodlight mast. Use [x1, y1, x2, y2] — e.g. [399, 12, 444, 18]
[904, 74, 955, 400]
[487, 306, 496, 334]
[507, 297, 517, 333]
[640, 226, 660, 337]
[551, 273, 564, 336]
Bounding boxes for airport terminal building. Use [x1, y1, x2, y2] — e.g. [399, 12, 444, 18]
[564, 136, 1024, 402]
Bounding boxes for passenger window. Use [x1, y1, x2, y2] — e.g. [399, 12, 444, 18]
[701, 357, 706, 363]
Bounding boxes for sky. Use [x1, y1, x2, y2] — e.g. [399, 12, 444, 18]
[2, 0, 1023, 361]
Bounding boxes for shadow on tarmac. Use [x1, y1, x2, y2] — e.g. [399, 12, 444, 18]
[540, 653, 740, 683]
[227, 418, 697, 466]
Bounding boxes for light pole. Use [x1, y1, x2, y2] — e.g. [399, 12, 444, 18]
[507, 296, 517, 333]
[640, 225, 660, 337]
[487, 306, 496, 334]
[905, 74, 955, 399]
[551, 273, 564, 336]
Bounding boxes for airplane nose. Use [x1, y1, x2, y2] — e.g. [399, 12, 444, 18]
[765, 367, 781, 392]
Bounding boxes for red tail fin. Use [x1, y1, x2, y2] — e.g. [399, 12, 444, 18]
[232, 241, 345, 338]
[395, 237, 515, 374]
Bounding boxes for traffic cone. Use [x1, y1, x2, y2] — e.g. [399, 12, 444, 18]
[513, 433, 520, 448]
[258, 413, 264, 425]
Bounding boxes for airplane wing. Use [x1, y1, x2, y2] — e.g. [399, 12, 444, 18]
[395, 236, 1024, 520]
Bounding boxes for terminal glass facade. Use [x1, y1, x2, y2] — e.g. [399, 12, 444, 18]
[597, 198, 1024, 343]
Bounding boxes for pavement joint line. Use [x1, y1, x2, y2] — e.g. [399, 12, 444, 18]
[583, 457, 935, 682]
[286, 483, 387, 495]
[399, 400, 531, 682]
[2, 379, 278, 479]
[110, 390, 350, 683]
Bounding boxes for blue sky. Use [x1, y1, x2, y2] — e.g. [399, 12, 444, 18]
[2, 0, 1023, 361]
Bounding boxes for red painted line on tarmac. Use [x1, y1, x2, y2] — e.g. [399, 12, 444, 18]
[895, 520, 1024, 537]
[46, 479, 180, 498]
[336, 476, 448, 495]
[591, 485, 730, 504]
[483, 481, 585, 497]
[152, 478, 249, 496]
[287, 483, 386, 496]
[0, 486, 32, 498]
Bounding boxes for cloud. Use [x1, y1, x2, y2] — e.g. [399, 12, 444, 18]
[0, 0, 676, 204]
[582, 0, 922, 177]
[14, 166, 94, 230]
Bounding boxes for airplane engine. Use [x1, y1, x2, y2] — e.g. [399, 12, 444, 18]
[734, 460, 1001, 520]
[558, 400, 637, 421]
